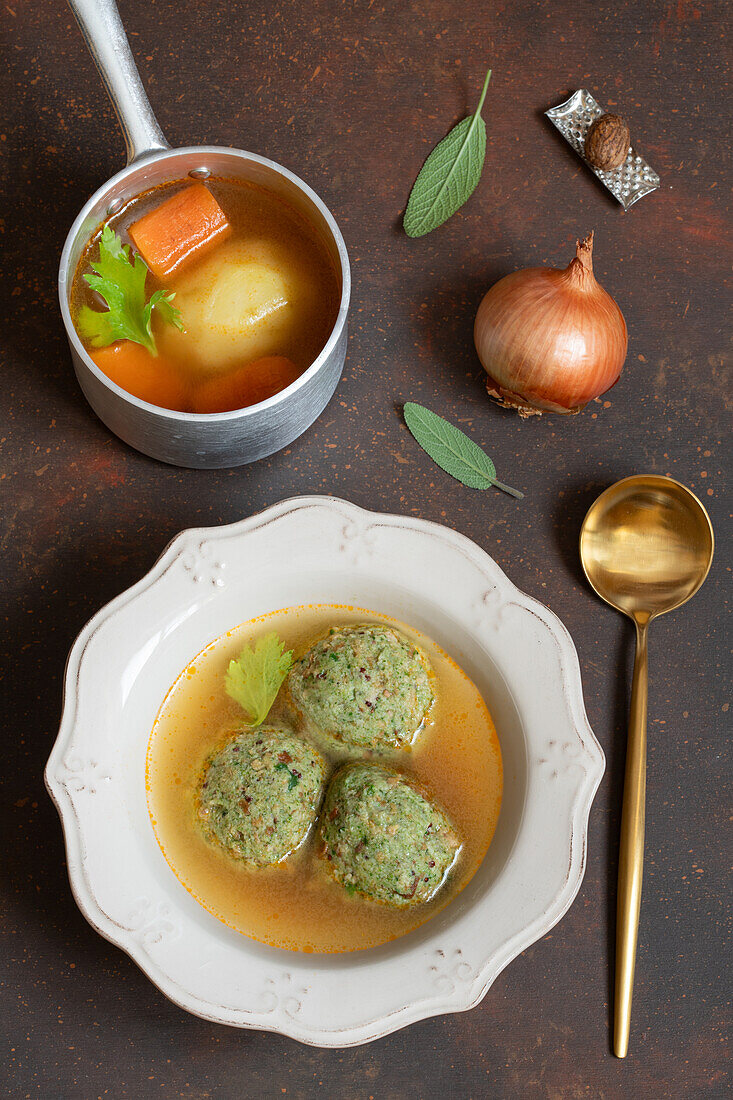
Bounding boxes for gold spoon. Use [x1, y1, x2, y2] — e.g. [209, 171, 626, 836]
[580, 475, 714, 1058]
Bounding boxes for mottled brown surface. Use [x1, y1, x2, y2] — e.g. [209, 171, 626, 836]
[1, 0, 730, 1096]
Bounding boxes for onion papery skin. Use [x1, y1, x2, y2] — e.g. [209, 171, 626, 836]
[474, 235, 628, 417]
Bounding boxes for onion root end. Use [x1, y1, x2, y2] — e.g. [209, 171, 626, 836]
[485, 377, 582, 417]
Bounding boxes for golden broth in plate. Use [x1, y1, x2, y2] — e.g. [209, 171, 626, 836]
[146, 605, 503, 953]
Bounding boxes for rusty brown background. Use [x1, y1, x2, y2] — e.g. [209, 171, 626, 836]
[1, 0, 730, 1097]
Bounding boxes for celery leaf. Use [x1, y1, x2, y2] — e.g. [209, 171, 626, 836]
[77, 225, 183, 356]
[225, 632, 293, 727]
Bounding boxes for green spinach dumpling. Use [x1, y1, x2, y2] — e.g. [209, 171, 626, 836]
[288, 624, 434, 752]
[197, 727, 326, 866]
[318, 764, 461, 907]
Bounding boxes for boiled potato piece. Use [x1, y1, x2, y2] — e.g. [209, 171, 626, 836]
[158, 239, 316, 375]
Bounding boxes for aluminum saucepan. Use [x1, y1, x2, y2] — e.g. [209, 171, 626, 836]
[59, 0, 350, 468]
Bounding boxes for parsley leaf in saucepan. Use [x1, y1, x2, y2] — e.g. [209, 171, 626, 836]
[77, 225, 183, 356]
[225, 632, 293, 727]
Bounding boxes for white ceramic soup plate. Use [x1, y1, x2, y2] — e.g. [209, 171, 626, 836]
[45, 497, 604, 1047]
[59, 0, 350, 468]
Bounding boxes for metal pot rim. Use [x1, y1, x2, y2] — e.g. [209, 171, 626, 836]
[58, 144, 351, 423]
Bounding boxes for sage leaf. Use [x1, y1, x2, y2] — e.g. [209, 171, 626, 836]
[403, 402, 524, 499]
[404, 68, 491, 238]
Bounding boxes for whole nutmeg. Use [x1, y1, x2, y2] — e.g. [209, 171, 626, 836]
[585, 113, 631, 170]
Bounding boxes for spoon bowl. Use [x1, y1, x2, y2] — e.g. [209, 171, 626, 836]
[580, 475, 713, 1059]
[580, 475, 714, 622]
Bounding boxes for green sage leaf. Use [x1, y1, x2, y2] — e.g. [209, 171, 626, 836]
[404, 68, 491, 238]
[403, 402, 524, 499]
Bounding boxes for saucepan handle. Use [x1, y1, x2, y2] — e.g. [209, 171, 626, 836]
[68, 0, 169, 165]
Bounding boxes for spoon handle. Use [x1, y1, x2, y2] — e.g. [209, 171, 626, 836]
[614, 618, 649, 1058]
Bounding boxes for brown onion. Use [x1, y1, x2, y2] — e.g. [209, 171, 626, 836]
[474, 232, 627, 416]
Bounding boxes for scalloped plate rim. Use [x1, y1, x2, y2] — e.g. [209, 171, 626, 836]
[45, 494, 604, 1046]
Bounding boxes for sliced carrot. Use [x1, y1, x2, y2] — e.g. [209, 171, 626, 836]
[191, 356, 302, 414]
[92, 342, 190, 411]
[129, 183, 232, 281]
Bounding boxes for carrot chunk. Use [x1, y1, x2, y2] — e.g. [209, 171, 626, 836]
[92, 342, 190, 411]
[192, 356, 301, 414]
[129, 183, 232, 281]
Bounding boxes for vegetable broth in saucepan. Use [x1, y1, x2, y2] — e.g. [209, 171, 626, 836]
[146, 606, 503, 953]
[70, 178, 340, 412]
